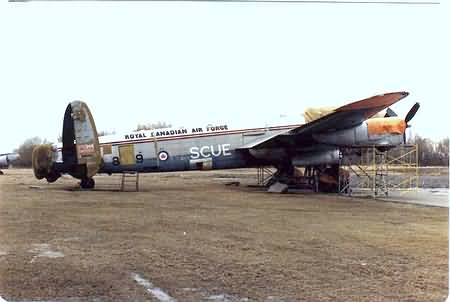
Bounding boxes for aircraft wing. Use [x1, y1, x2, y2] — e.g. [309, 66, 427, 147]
[238, 131, 290, 149]
[240, 91, 409, 150]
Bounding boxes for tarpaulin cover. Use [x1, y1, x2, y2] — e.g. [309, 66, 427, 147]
[303, 107, 385, 123]
[367, 118, 406, 135]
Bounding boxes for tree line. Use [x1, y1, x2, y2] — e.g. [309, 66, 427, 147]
[409, 135, 449, 166]
[12, 123, 171, 167]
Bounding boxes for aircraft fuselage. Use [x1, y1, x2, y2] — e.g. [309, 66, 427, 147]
[33, 92, 416, 190]
[56, 124, 297, 174]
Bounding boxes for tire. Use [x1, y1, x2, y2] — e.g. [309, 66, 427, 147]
[46, 171, 61, 183]
[80, 178, 95, 189]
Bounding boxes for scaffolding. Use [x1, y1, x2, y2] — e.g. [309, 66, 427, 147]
[339, 144, 419, 197]
[256, 166, 275, 187]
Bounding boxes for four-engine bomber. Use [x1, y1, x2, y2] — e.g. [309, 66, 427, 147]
[31, 92, 419, 191]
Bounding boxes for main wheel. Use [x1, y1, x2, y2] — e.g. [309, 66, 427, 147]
[46, 170, 61, 183]
[80, 178, 95, 189]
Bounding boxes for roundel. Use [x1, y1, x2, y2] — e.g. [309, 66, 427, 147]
[158, 151, 169, 161]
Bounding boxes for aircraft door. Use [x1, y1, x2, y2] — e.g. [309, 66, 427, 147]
[119, 144, 136, 166]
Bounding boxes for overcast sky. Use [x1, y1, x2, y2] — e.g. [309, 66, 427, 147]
[0, 0, 447, 152]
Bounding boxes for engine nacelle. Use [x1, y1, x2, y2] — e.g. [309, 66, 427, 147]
[32, 145, 60, 182]
[313, 117, 405, 147]
[291, 149, 340, 166]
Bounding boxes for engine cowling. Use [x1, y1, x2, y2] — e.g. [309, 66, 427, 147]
[313, 117, 405, 147]
[32, 145, 60, 182]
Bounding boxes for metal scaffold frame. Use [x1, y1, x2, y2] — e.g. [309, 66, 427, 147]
[339, 144, 419, 197]
[256, 166, 276, 187]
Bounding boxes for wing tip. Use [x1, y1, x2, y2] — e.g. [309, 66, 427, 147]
[337, 91, 410, 112]
[387, 91, 409, 99]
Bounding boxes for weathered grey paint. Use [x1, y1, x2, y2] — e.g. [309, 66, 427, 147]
[0, 153, 19, 169]
[99, 129, 284, 174]
[313, 122, 404, 147]
[292, 148, 341, 166]
[70, 101, 102, 178]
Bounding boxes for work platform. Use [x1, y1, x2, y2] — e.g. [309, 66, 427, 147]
[254, 144, 419, 196]
[339, 144, 419, 197]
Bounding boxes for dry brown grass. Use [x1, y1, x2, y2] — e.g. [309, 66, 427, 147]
[0, 169, 447, 302]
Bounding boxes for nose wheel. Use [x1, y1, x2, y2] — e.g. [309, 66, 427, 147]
[80, 178, 95, 189]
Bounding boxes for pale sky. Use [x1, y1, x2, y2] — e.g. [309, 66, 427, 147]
[0, 0, 448, 152]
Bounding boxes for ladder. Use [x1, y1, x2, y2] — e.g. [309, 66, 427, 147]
[121, 171, 139, 192]
[374, 149, 388, 196]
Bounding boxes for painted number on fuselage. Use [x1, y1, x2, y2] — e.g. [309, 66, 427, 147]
[190, 144, 231, 159]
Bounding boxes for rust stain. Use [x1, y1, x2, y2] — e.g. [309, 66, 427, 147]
[336, 92, 409, 118]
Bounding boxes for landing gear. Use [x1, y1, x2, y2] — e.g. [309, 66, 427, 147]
[266, 164, 295, 187]
[308, 164, 350, 193]
[317, 165, 339, 193]
[265, 164, 345, 193]
[266, 164, 301, 193]
[46, 170, 61, 183]
[80, 177, 95, 189]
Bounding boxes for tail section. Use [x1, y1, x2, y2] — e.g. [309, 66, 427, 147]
[32, 101, 102, 186]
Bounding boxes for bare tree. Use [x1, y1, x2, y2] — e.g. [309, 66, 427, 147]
[97, 130, 116, 137]
[14, 137, 51, 167]
[134, 122, 171, 131]
[410, 135, 449, 166]
[436, 137, 449, 166]
[57, 130, 115, 142]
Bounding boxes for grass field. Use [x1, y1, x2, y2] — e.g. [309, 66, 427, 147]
[0, 169, 448, 302]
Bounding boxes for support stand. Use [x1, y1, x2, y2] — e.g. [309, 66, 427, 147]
[339, 144, 418, 197]
[121, 171, 139, 192]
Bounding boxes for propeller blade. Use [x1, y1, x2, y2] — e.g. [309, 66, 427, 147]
[384, 108, 398, 118]
[405, 102, 420, 124]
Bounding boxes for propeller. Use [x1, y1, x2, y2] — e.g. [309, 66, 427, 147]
[384, 102, 420, 143]
[403, 103, 420, 144]
[405, 102, 420, 124]
[384, 108, 398, 118]
[403, 102, 420, 143]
